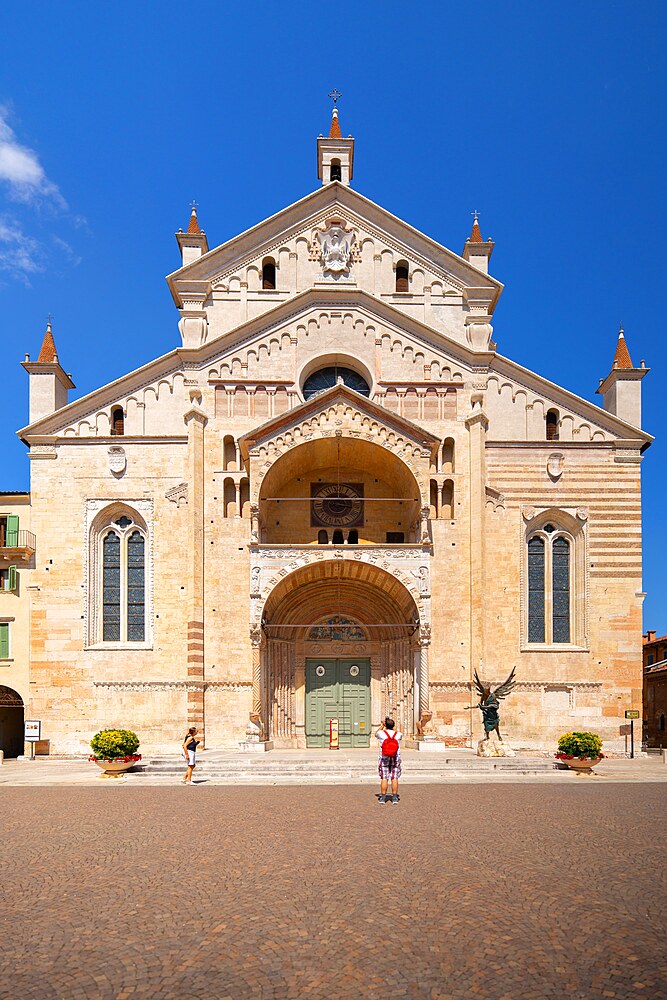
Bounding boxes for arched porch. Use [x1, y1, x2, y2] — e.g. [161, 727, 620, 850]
[259, 559, 422, 747]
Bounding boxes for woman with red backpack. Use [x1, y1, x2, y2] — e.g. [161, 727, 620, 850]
[375, 716, 402, 804]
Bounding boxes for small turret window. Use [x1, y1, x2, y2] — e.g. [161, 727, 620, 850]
[546, 410, 559, 441]
[262, 258, 276, 290]
[396, 262, 409, 293]
[330, 159, 342, 182]
[111, 407, 124, 436]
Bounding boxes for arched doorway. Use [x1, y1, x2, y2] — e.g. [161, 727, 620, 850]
[0, 686, 24, 758]
[261, 560, 420, 747]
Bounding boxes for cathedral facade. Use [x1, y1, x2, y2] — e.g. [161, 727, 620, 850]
[1, 108, 651, 755]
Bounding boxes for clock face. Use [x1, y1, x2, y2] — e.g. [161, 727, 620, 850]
[311, 483, 364, 527]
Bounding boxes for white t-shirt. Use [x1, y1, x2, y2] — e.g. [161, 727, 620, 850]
[376, 728, 403, 755]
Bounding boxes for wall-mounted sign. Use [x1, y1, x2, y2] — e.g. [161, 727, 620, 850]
[625, 709, 640, 720]
[349, 664, 360, 677]
[24, 720, 41, 742]
[311, 483, 364, 527]
[316, 664, 325, 677]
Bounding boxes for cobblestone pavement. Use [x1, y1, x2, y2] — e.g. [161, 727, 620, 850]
[1, 785, 666, 1000]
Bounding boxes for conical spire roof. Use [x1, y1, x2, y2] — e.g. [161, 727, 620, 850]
[187, 205, 201, 234]
[469, 213, 483, 243]
[329, 107, 342, 139]
[613, 326, 633, 369]
[37, 321, 57, 363]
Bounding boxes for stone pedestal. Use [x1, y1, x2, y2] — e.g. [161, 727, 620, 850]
[409, 739, 450, 753]
[477, 738, 515, 758]
[238, 740, 274, 753]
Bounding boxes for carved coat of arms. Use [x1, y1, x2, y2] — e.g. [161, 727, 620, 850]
[310, 217, 360, 275]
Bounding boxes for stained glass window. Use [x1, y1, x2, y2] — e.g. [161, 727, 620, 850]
[103, 531, 121, 641]
[552, 537, 570, 643]
[527, 536, 545, 643]
[303, 366, 370, 399]
[127, 531, 145, 642]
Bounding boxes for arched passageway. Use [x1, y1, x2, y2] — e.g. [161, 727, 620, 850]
[261, 560, 421, 747]
[257, 437, 423, 546]
[0, 686, 24, 758]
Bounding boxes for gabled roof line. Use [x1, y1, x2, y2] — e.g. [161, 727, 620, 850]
[492, 352, 652, 443]
[238, 382, 439, 459]
[166, 183, 502, 307]
[19, 289, 650, 447]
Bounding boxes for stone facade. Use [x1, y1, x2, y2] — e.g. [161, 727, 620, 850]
[4, 110, 651, 757]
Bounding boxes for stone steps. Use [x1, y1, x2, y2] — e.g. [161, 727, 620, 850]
[138, 754, 556, 780]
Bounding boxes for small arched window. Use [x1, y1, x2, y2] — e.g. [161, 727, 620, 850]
[317, 530, 329, 545]
[347, 529, 359, 545]
[660, 714, 665, 732]
[396, 261, 409, 293]
[332, 529, 344, 545]
[546, 410, 559, 441]
[111, 407, 124, 436]
[262, 257, 276, 290]
[330, 159, 342, 182]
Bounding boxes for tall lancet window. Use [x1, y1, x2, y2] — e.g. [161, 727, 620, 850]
[93, 508, 149, 646]
[526, 523, 573, 645]
[102, 531, 121, 641]
[127, 531, 146, 642]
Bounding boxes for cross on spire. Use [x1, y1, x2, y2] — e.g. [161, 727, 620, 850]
[190, 200, 199, 212]
[47, 312, 53, 327]
[328, 88, 342, 105]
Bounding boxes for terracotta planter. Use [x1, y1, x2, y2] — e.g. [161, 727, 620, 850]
[92, 758, 138, 777]
[561, 756, 602, 776]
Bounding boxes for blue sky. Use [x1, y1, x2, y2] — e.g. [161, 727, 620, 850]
[1, 1, 665, 630]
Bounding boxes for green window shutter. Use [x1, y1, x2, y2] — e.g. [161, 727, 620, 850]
[6, 515, 19, 546]
[8, 566, 17, 592]
[0, 623, 9, 659]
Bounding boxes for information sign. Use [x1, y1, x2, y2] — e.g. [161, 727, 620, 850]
[329, 718, 339, 750]
[24, 720, 41, 742]
[625, 710, 640, 720]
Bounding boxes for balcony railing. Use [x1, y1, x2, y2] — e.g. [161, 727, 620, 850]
[0, 529, 36, 560]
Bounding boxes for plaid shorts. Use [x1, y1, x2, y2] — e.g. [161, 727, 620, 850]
[378, 753, 402, 780]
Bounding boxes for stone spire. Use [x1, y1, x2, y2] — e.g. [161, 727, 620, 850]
[597, 325, 648, 428]
[462, 212, 495, 274]
[176, 201, 209, 265]
[317, 91, 354, 186]
[22, 318, 75, 424]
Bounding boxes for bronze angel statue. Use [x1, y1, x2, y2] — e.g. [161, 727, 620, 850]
[465, 667, 517, 741]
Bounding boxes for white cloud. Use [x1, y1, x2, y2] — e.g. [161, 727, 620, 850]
[0, 108, 66, 208]
[0, 217, 44, 283]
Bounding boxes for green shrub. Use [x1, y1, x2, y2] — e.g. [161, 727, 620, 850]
[556, 731, 603, 759]
[90, 729, 140, 759]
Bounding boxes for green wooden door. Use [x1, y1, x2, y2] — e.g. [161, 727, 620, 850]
[305, 658, 371, 748]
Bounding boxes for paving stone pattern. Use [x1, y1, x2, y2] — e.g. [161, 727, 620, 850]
[1, 785, 666, 999]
